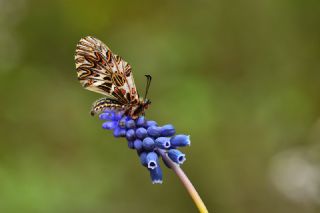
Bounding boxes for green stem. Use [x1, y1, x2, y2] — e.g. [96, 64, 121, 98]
[157, 149, 209, 213]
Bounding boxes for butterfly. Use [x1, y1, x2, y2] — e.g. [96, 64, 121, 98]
[74, 36, 151, 119]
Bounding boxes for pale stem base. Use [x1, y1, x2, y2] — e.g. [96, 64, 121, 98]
[157, 149, 209, 213]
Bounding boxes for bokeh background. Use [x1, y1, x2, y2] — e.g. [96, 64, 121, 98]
[1, 0, 320, 212]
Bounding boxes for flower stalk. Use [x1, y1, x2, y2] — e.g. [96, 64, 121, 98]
[157, 149, 209, 213]
[99, 110, 208, 212]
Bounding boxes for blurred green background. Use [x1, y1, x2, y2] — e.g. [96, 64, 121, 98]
[1, 0, 320, 212]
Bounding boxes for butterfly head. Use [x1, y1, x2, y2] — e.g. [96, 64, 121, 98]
[130, 98, 151, 119]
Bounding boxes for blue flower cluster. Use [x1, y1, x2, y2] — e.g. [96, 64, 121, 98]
[99, 110, 190, 184]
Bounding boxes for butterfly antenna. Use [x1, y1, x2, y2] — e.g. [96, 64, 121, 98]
[144, 75, 152, 100]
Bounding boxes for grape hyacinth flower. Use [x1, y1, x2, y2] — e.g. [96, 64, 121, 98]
[99, 109, 190, 184]
[98, 109, 208, 212]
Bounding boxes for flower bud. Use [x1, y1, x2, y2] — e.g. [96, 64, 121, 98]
[125, 129, 136, 141]
[170, 135, 191, 147]
[160, 124, 176, 137]
[142, 137, 155, 151]
[149, 166, 163, 184]
[118, 116, 128, 128]
[102, 121, 117, 130]
[146, 120, 157, 127]
[114, 111, 123, 120]
[128, 141, 134, 149]
[147, 126, 161, 137]
[139, 152, 148, 166]
[136, 116, 146, 127]
[155, 137, 171, 149]
[126, 119, 136, 129]
[99, 111, 114, 120]
[136, 127, 147, 139]
[133, 139, 143, 150]
[146, 152, 158, 169]
[168, 149, 186, 164]
[113, 127, 126, 137]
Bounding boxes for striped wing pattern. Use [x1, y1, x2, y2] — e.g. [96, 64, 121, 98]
[75, 36, 139, 105]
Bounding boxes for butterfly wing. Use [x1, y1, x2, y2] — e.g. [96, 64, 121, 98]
[75, 36, 139, 104]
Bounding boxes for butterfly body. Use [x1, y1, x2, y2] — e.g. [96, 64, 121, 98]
[75, 36, 151, 119]
[90, 97, 150, 119]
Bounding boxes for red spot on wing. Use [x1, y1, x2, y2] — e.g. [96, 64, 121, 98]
[131, 88, 136, 94]
[120, 88, 126, 95]
[114, 87, 120, 94]
[88, 79, 94, 85]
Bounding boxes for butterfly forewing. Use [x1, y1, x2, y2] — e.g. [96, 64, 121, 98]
[75, 36, 139, 104]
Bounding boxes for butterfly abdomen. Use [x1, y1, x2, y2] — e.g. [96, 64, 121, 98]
[90, 98, 123, 116]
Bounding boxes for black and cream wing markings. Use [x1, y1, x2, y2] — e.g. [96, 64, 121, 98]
[74, 36, 139, 105]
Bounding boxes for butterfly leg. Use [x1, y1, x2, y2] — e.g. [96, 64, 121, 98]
[90, 98, 123, 116]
